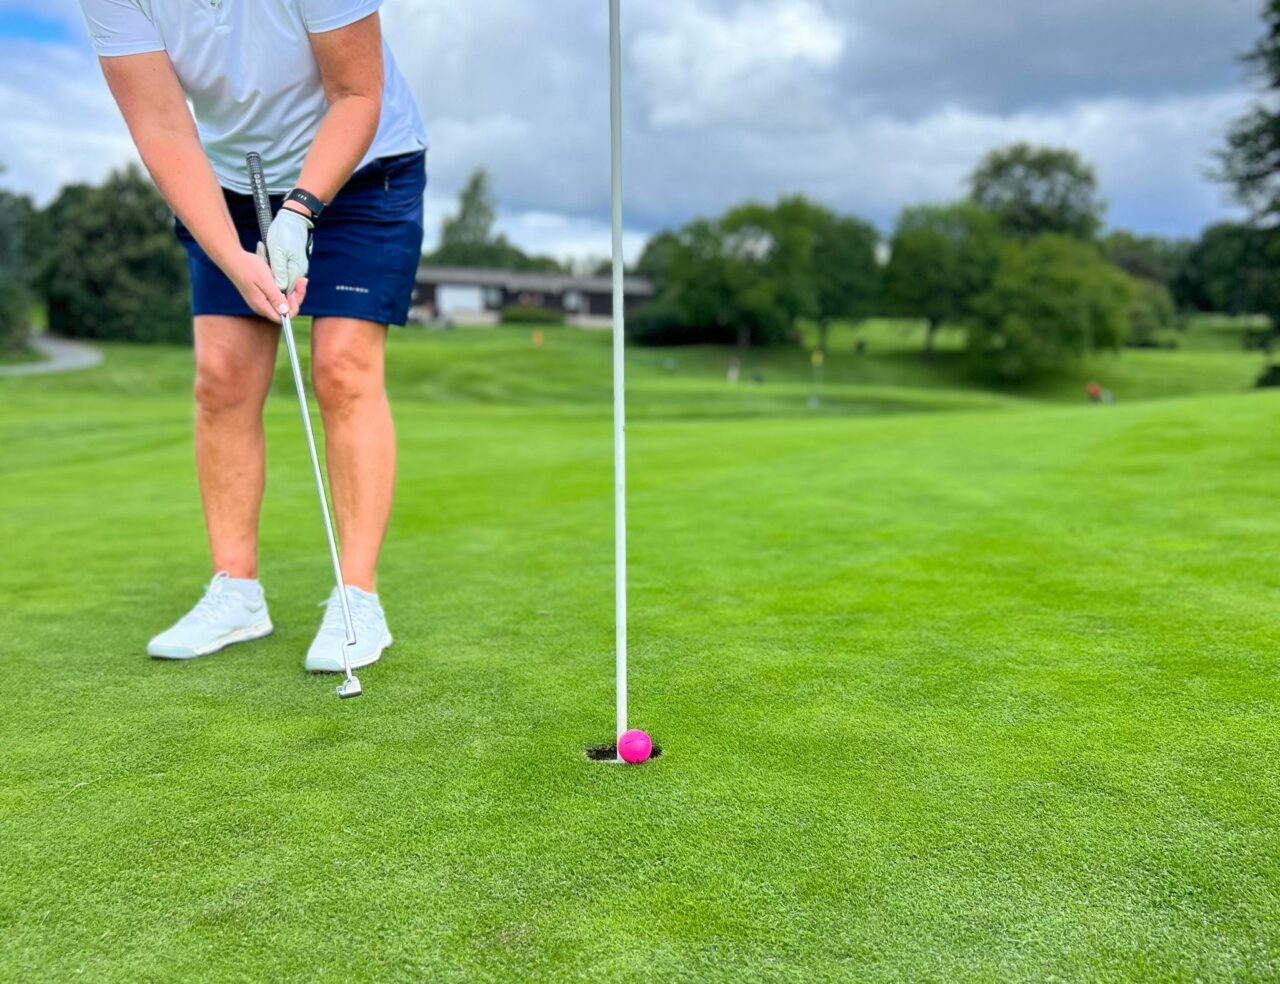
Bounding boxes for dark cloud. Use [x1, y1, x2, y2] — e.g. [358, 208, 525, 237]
[833, 0, 1260, 117]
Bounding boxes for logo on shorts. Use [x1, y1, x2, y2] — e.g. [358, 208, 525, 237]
[336, 285, 371, 294]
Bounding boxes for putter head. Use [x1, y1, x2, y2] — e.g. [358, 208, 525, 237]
[336, 675, 362, 700]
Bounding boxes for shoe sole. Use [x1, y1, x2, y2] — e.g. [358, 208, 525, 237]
[305, 633, 393, 674]
[149, 620, 275, 661]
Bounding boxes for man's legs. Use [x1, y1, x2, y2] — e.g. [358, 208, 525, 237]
[193, 315, 280, 578]
[310, 317, 396, 592]
[146, 315, 279, 660]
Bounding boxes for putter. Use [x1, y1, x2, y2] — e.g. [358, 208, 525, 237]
[246, 152, 362, 700]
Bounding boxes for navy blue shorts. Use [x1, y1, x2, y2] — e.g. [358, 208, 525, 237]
[176, 150, 426, 326]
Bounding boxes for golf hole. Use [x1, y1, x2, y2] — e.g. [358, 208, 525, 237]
[584, 743, 663, 763]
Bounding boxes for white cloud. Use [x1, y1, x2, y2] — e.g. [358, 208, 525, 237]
[609, 90, 1250, 235]
[494, 211, 647, 267]
[0, 0, 1258, 257]
[0, 41, 139, 202]
[633, 0, 847, 130]
[843, 92, 1252, 235]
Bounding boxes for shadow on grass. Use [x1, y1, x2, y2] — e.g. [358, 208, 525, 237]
[584, 743, 664, 763]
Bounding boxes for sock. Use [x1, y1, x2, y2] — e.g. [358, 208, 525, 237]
[224, 577, 264, 602]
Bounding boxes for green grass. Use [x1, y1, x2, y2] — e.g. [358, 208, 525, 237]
[2, 321, 1279, 981]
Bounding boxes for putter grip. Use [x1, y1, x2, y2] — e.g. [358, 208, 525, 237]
[245, 152, 275, 260]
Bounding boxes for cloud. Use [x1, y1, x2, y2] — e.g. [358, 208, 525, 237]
[0, 40, 139, 202]
[0, 0, 1263, 256]
[632, 1, 846, 130]
[495, 211, 648, 267]
[805, 92, 1252, 235]
[834, 0, 1260, 116]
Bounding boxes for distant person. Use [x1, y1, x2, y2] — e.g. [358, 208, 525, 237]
[727, 357, 741, 384]
[77, 0, 427, 673]
[1087, 381, 1103, 403]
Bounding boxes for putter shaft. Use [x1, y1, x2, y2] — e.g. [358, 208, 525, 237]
[245, 152, 360, 698]
[280, 311, 358, 657]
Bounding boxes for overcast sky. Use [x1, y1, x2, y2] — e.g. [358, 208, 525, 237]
[0, 0, 1265, 261]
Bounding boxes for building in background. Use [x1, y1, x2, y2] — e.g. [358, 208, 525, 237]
[412, 266, 656, 327]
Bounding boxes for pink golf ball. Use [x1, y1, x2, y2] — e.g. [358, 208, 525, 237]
[618, 729, 653, 764]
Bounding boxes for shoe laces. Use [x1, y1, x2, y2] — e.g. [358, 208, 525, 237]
[317, 587, 368, 641]
[187, 572, 238, 625]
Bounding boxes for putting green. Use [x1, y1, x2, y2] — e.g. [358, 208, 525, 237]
[1, 323, 1277, 981]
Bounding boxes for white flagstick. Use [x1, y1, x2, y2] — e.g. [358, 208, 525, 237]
[609, 0, 628, 749]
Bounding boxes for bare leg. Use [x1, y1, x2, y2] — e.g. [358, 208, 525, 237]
[310, 317, 395, 592]
[193, 315, 280, 578]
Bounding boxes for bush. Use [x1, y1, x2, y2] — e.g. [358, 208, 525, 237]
[626, 295, 744, 347]
[0, 188, 31, 352]
[0, 274, 30, 353]
[500, 304, 564, 325]
[968, 235, 1132, 381]
[1244, 324, 1280, 352]
[1126, 277, 1178, 348]
[28, 166, 191, 344]
[1258, 363, 1280, 388]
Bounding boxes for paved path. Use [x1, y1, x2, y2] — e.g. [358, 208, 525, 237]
[0, 334, 104, 378]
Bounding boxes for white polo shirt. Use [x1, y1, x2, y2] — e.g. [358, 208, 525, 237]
[79, 0, 428, 195]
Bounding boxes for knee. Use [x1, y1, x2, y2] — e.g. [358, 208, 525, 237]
[313, 350, 381, 417]
[195, 357, 260, 416]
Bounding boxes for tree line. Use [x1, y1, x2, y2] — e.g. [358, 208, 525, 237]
[627, 140, 1277, 381]
[0, 164, 566, 352]
[3, 0, 1280, 368]
[0, 148, 1267, 380]
[1, 166, 191, 348]
[626, 0, 1280, 381]
[0, 177, 31, 355]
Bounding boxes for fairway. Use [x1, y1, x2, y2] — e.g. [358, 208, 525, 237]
[2, 326, 1279, 981]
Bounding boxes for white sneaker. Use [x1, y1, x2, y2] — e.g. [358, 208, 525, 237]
[148, 573, 273, 660]
[304, 585, 393, 673]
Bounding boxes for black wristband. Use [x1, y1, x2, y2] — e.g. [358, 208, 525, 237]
[285, 188, 326, 221]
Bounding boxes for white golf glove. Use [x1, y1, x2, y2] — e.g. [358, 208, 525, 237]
[265, 207, 313, 293]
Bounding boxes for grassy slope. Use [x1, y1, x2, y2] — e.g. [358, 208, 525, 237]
[1, 322, 1278, 982]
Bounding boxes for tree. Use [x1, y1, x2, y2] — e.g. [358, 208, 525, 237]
[439, 169, 498, 257]
[683, 215, 792, 347]
[629, 194, 880, 348]
[631, 197, 879, 349]
[970, 143, 1106, 241]
[0, 182, 33, 353]
[771, 196, 879, 354]
[968, 235, 1132, 380]
[1126, 277, 1177, 348]
[1215, 3, 1280, 345]
[1102, 230, 1193, 292]
[882, 203, 1004, 358]
[26, 165, 190, 344]
[629, 214, 791, 348]
[722, 200, 817, 341]
[1218, 1, 1280, 217]
[428, 169, 562, 272]
[1177, 222, 1265, 315]
[634, 230, 680, 284]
